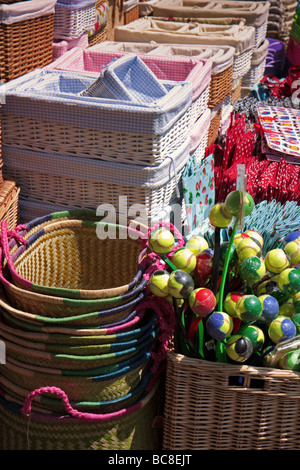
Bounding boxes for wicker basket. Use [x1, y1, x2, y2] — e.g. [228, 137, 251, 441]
[207, 104, 222, 146]
[163, 350, 300, 450]
[114, 17, 255, 80]
[88, 0, 124, 45]
[0, 68, 192, 168]
[150, 0, 270, 48]
[0, 383, 162, 450]
[53, 0, 97, 40]
[242, 39, 269, 88]
[0, 8, 55, 83]
[49, 47, 211, 129]
[124, 0, 140, 24]
[0, 179, 19, 231]
[88, 40, 235, 107]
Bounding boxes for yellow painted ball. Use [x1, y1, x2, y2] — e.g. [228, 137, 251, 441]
[237, 238, 262, 262]
[265, 249, 290, 274]
[186, 236, 209, 255]
[149, 227, 175, 254]
[172, 248, 196, 274]
[209, 203, 232, 228]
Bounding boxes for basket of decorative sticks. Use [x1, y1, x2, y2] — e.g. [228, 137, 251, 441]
[141, 189, 300, 450]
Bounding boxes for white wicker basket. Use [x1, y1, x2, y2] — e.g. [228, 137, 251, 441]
[2, 139, 189, 218]
[242, 39, 269, 88]
[48, 47, 212, 127]
[0, 68, 192, 167]
[54, 0, 97, 40]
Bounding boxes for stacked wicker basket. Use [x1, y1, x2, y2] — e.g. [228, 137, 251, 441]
[0, 210, 176, 450]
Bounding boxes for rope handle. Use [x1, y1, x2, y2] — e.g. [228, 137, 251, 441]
[21, 385, 149, 422]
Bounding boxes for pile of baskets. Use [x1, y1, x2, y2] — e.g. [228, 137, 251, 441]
[0, 210, 175, 450]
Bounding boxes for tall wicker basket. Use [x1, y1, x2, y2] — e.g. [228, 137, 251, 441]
[163, 350, 300, 450]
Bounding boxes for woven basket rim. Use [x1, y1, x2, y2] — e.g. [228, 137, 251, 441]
[167, 349, 300, 380]
[4, 348, 152, 379]
[3, 218, 148, 300]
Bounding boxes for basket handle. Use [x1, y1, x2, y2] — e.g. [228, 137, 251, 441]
[21, 384, 156, 422]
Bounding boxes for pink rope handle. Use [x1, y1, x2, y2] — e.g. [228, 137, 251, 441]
[21, 386, 142, 422]
[20, 296, 175, 421]
[0, 221, 28, 276]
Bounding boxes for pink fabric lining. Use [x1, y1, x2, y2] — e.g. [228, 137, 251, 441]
[48, 47, 212, 101]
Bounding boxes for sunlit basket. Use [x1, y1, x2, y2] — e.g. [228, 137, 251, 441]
[0, 68, 192, 168]
[90, 40, 234, 107]
[242, 39, 269, 88]
[0, 14, 54, 83]
[124, 0, 140, 24]
[114, 17, 255, 81]
[231, 78, 242, 102]
[53, 0, 97, 40]
[48, 46, 211, 129]
[0, 383, 162, 450]
[163, 349, 300, 450]
[150, 0, 270, 48]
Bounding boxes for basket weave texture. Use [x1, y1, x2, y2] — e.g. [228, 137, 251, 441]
[0, 384, 162, 450]
[0, 14, 54, 83]
[163, 350, 300, 450]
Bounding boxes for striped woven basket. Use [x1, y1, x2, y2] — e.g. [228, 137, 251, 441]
[0, 365, 154, 414]
[0, 383, 162, 450]
[0, 349, 152, 404]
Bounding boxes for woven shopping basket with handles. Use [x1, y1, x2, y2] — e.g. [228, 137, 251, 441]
[0, 210, 158, 318]
[0, 383, 162, 450]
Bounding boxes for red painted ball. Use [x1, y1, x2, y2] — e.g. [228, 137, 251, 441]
[188, 287, 216, 317]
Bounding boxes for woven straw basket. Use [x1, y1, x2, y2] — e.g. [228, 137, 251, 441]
[0, 383, 162, 450]
[0, 209, 155, 319]
[163, 350, 300, 450]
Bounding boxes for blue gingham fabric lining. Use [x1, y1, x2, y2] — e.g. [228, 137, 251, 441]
[0, 69, 193, 135]
[2, 138, 190, 188]
[81, 54, 169, 103]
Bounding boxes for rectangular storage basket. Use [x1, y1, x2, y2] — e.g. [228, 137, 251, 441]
[150, 0, 270, 48]
[0, 68, 192, 167]
[124, 0, 140, 24]
[2, 139, 190, 218]
[163, 349, 300, 450]
[90, 40, 234, 108]
[53, 0, 97, 40]
[49, 47, 212, 127]
[0, 2, 55, 83]
[113, 17, 255, 80]
[242, 38, 269, 88]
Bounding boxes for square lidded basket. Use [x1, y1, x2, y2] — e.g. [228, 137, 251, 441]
[163, 350, 300, 450]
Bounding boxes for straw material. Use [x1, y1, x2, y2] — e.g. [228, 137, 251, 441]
[163, 350, 300, 450]
[54, 0, 96, 40]
[0, 179, 19, 231]
[0, 14, 54, 83]
[0, 383, 162, 450]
